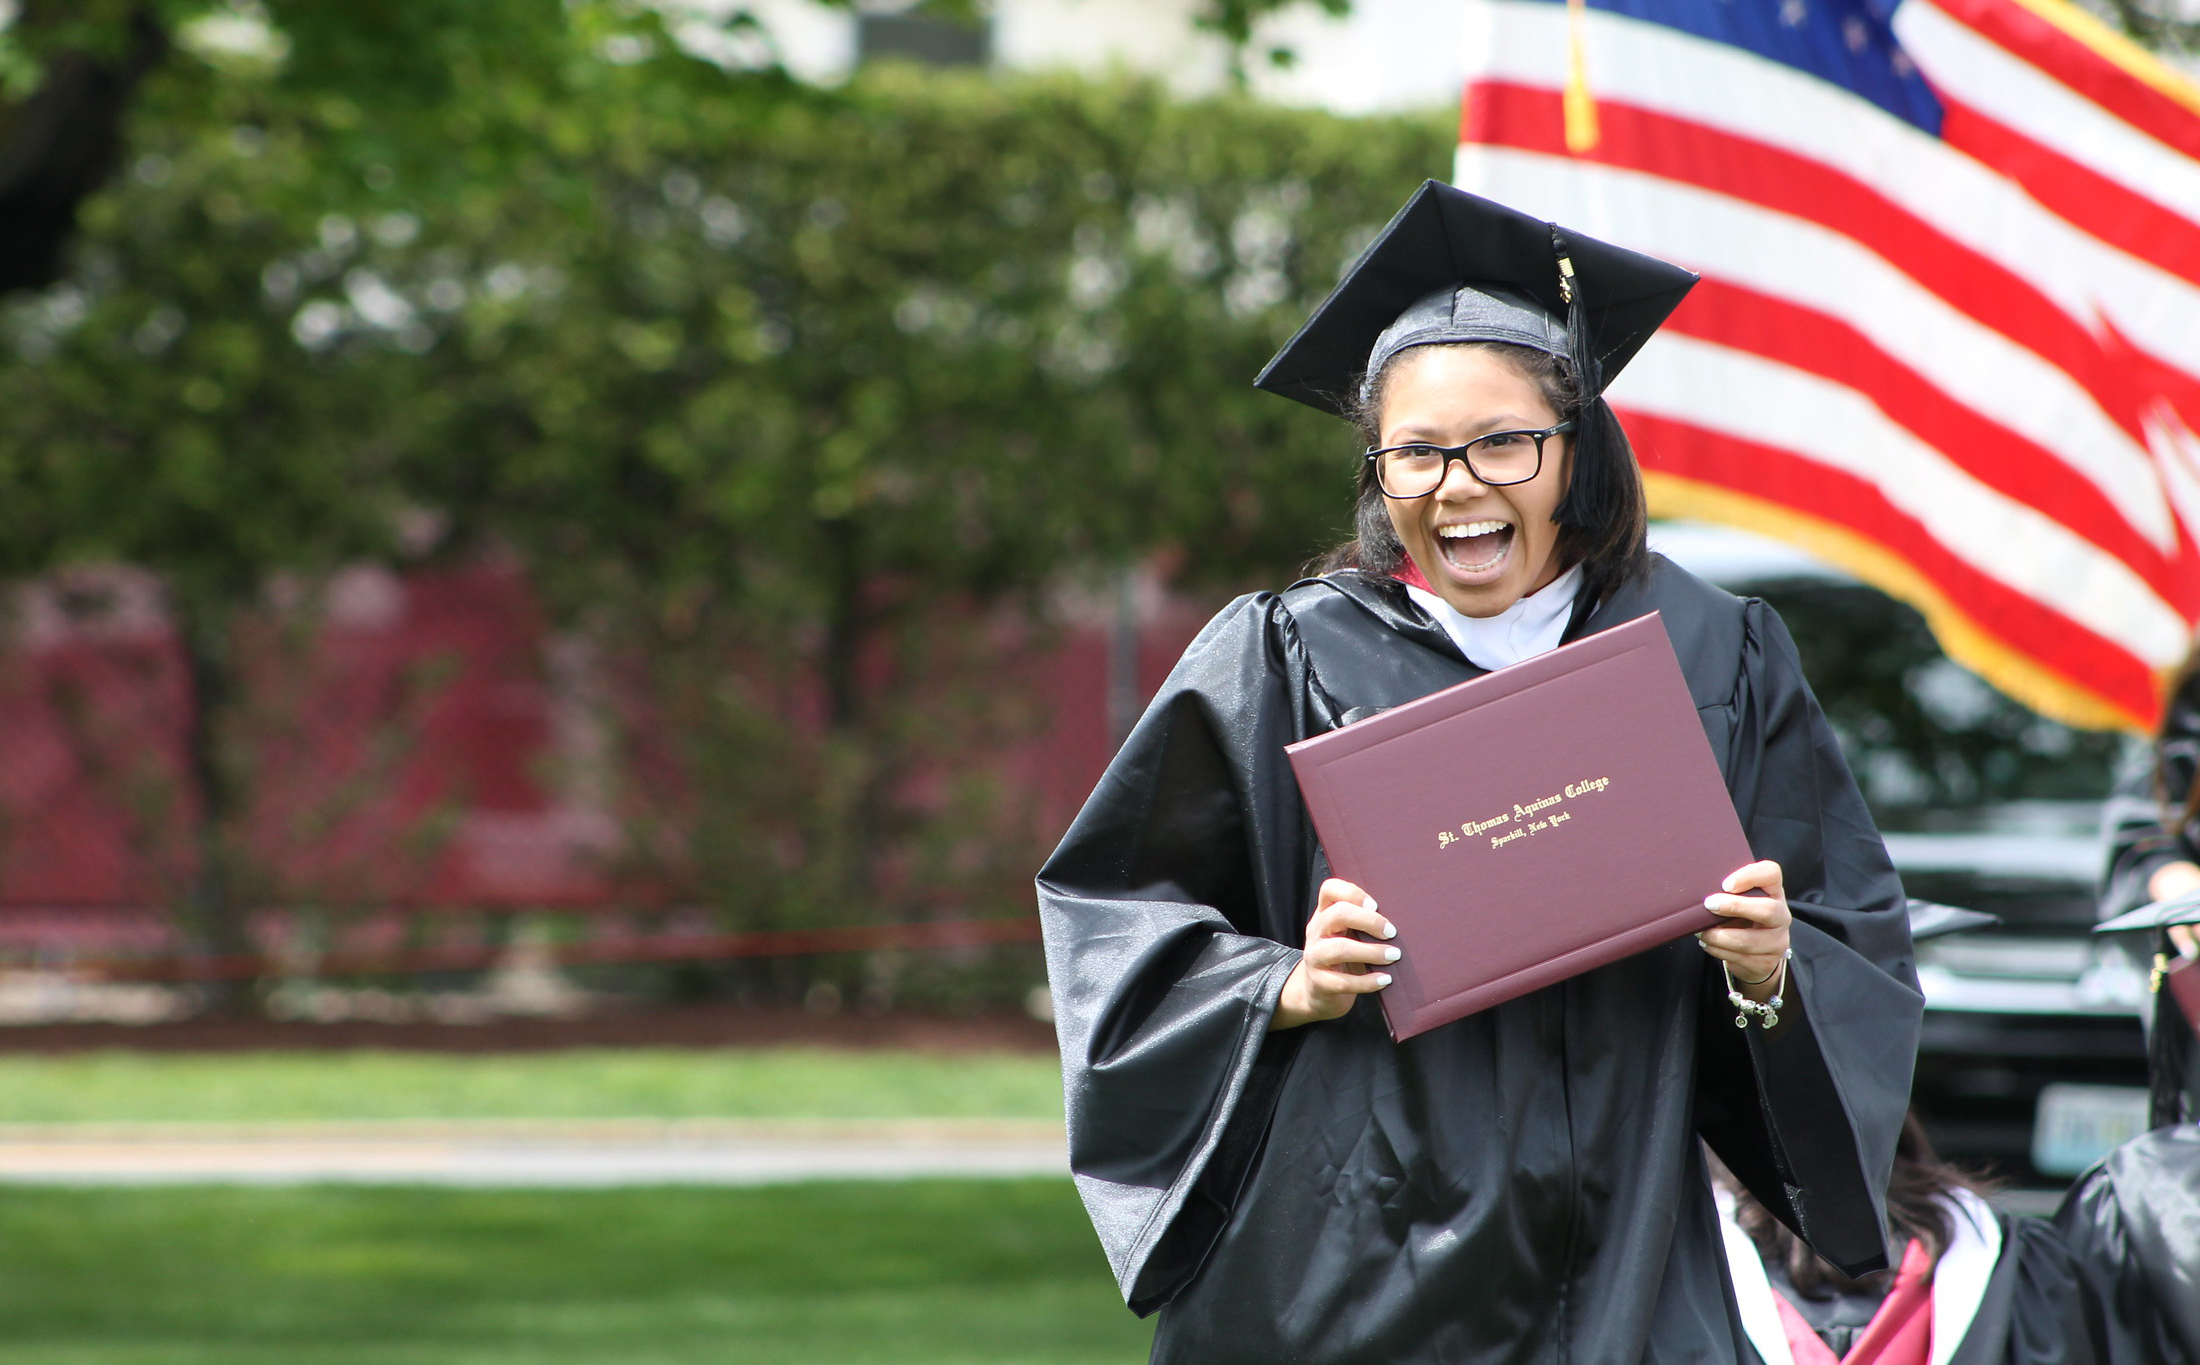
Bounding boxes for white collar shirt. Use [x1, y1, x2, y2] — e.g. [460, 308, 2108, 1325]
[1403, 562, 1585, 672]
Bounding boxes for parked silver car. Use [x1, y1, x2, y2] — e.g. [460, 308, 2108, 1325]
[1894, 802, 2148, 1180]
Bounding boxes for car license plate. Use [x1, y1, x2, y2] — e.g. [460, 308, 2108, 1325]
[2031, 1082, 2150, 1177]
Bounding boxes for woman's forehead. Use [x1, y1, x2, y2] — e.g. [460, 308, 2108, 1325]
[1380, 347, 1558, 431]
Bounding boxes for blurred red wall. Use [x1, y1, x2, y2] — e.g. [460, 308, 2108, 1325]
[0, 563, 1212, 959]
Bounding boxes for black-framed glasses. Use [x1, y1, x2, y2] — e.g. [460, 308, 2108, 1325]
[1364, 420, 1575, 498]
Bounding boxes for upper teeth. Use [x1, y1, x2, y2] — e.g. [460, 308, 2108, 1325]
[1439, 521, 1508, 539]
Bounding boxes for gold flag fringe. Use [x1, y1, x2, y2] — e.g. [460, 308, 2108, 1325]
[1643, 471, 2158, 733]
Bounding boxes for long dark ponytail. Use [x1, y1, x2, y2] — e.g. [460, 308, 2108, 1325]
[1722, 1113, 1997, 1297]
[2150, 939, 2195, 1128]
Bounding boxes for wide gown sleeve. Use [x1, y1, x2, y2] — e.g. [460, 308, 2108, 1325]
[1695, 600, 1923, 1280]
[1036, 593, 1317, 1312]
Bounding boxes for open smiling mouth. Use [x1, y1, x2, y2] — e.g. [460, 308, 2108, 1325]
[1436, 519, 1514, 574]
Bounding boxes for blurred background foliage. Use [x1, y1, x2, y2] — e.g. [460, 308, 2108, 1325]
[0, 0, 1454, 1007]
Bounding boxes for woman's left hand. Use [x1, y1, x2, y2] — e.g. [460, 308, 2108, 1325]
[2146, 861, 2200, 960]
[1698, 860, 1793, 1003]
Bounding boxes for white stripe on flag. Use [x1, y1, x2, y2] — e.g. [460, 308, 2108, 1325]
[1461, 0, 2200, 380]
[1608, 333, 2191, 666]
[2148, 406, 2200, 552]
[1454, 144, 2177, 551]
[1894, 0, 2200, 225]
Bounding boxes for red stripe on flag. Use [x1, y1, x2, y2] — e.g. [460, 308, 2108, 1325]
[1465, 78, 2195, 430]
[1927, 0, 2200, 165]
[1667, 278, 2184, 600]
[1939, 99, 2200, 292]
[1622, 411, 2162, 724]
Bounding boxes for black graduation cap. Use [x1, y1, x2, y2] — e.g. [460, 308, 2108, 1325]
[2094, 893, 2200, 936]
[1254, 180, 1699, 417]
[1905, 899, 2000, 941]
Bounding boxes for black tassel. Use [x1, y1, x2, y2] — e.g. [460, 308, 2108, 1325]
[1550, 224, 1601, 397]
[2148, 932, 2193, 1129]
[1550, 225, 1607, 532]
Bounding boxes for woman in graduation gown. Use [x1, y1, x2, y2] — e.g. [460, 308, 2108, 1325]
[1717, 907, 2098, 1365]
[1036, 181, 1923, 1363]
[2071, 664, 2200, 1365]
[1721, 1116, 2099, 1365]
[2098, 653, 2200, 961]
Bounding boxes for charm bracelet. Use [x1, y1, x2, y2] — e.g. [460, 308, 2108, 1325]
[1723, 949, 1793, 1030]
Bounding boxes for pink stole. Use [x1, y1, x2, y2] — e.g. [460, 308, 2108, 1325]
[1774, 1239, 1935, 1365]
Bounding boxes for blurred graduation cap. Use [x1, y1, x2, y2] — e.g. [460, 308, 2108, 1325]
[1906, 898, 2000, 941]
[2094, 892, 2200, 936]
[1253, 179, 1699, 417]
[2094, 894, 2200, 1127]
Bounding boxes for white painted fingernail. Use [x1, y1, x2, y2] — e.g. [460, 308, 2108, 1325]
[1382, 946, 1402, 963]
[1704, 896, 1720, 910]
[1373, 973, 1393, 987]
[1380, 921, 1397, 939]
[1363, 897, 1379, 913]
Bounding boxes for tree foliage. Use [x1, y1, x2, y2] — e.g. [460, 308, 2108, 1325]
[7, 4, 1450, 601]
[0, 1, 1370, 297]
[1754, 579, 2126, 820]
[2084, 0, 2200, 57]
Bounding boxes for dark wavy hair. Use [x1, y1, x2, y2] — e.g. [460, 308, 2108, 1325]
[1309, 341, 1649, 610]
[1721, 1112, 1998, 1298]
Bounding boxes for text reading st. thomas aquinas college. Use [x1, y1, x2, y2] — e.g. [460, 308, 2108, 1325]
[1436, 777, 1612, 852]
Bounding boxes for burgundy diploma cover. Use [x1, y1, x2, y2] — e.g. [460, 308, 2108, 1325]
[2168, 955, 2200, 1033]
[1285, 611, 1754, 1041]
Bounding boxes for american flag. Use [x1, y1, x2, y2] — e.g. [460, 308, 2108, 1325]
[1455, 0, 2200, 730]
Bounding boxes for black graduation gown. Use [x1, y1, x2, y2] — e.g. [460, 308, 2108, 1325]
[1038, 555, 1923, 1364]
[2054, 1126, 2200, 1365]
[1946, 1213, 2102, 1365]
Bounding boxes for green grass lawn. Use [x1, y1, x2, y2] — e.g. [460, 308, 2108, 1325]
[0, 1048, 1064, 1124]
[0, 1051, 1122, 1360]
[0, 1179, 1149, 1364]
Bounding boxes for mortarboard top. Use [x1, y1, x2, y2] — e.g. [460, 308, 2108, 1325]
[1254, 180, 1699, 417]
[1906, 899, 2000, 941]
[2094, 891, 2200, 936]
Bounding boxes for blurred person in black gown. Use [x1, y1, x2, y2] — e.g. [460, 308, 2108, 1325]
[2098, 653, 2200, 961]
[1036, 181, 1924, 1364]
[1715, 903, 2098, 1365]
[2054, 891, 2200, 1365]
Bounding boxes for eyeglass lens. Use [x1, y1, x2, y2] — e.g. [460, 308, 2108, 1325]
[1376, 430, 1545, 497]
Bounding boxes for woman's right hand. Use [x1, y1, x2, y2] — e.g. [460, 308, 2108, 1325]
[1270, 879, 1399, 1031]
